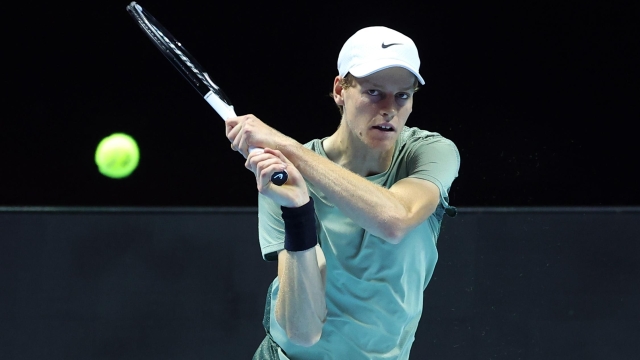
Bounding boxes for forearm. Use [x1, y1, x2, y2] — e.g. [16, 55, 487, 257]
[275, 246, 326, 347]
[226, 115, 428, 241]
[281, 141, 413, 242]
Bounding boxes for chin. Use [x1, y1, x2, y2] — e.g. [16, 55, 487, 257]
[365, 137, 396, 152]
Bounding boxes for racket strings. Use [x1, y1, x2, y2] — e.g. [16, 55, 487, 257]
[156, 30, 211, 89]
[139, 11, 228, 103]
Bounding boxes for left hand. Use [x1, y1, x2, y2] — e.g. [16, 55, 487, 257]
[245, 148, 309, 208]
[225, 114, 290, 158]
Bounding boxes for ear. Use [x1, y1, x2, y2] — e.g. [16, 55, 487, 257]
[333, 76, 345, 106]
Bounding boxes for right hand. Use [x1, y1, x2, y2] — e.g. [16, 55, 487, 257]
[245, 148, 309, 208]
[226, 114, 292, 159]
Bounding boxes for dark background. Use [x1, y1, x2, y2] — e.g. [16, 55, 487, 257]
[2, 2, 639, 358]
[2, 208, 639, 359]
[3, 0, 638, 207]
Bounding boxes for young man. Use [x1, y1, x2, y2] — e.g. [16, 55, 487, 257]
[226, 26, 460, 360]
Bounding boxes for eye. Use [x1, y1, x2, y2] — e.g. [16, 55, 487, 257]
[396, 92, 410, 100]
[367, 89, 380, 96]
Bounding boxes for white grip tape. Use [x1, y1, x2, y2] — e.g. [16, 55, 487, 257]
[204, 91, 237, 120]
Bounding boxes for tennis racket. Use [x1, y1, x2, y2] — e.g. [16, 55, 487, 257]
[126, 1, 288, 186]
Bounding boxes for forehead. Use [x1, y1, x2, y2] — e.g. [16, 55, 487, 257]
[354, 67, 417, 90]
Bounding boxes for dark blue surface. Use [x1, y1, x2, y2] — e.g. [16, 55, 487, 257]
[1, 207, 638, 359]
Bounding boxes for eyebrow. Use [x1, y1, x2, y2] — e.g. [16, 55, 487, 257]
[362, 81, 415, 92]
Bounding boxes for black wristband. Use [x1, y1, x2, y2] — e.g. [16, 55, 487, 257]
[281, 198, 317, 252]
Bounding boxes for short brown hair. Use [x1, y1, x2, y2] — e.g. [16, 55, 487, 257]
[333, 74, 357, 115]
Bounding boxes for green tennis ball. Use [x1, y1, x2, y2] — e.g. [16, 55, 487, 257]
[95, 133, 140, 179]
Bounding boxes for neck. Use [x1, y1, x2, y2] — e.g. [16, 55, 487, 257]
[323, 123, 395, 177]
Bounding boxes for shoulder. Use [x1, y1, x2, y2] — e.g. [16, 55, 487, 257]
[399, 126, 455, 146]
[398, 127, 459, 158]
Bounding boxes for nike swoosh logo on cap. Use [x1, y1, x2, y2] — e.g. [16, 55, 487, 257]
[381, 42, 402, 48]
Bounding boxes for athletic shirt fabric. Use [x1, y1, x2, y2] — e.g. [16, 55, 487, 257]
[257, 126, 460, 360]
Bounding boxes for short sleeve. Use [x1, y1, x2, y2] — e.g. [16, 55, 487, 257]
[256, 138, 322, 262]
[407, 137, 460, 210]
[257, 193, 285, 261]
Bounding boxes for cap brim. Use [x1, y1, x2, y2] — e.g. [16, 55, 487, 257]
[348, 59, 425, 85]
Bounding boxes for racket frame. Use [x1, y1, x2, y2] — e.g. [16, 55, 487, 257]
[126, 2, 288, 185]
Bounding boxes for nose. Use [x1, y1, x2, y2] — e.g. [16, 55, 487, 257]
[380, 97, 397, 120]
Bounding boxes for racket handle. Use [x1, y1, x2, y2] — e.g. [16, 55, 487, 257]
[205, 91, 237, 120]
[247, 147, 289, 186]
[204, 92, 288, 186]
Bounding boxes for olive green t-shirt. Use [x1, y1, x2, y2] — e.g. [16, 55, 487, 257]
[258, 126, 460, 360]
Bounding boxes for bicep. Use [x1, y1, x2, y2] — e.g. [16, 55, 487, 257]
[407, 138, 460, 205]
[389, 177, 441, 229]
[396, 137, 460, 222]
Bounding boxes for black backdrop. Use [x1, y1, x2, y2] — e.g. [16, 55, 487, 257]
[2, 3, 639, 358]
[3, 0, 638, 207]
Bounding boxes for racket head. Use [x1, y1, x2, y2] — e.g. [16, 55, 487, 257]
[126, 2, 232, 106]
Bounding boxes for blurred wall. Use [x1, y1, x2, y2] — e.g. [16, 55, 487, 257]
[1, 207, 638, 359]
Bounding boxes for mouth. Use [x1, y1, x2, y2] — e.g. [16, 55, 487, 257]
[372, 124, 395, 132]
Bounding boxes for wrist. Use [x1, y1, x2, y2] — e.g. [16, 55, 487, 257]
[277, 136, 301, 158]
[281, 197, 317, 252]
[290, 194, 310, 208]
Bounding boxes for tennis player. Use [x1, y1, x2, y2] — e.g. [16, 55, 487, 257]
[226, 26, 460, 360]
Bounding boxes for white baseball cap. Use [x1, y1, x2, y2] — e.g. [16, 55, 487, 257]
[337, 26, 425, 85]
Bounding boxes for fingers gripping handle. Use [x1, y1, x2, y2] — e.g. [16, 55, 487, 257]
[204, 91, 288, 186]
